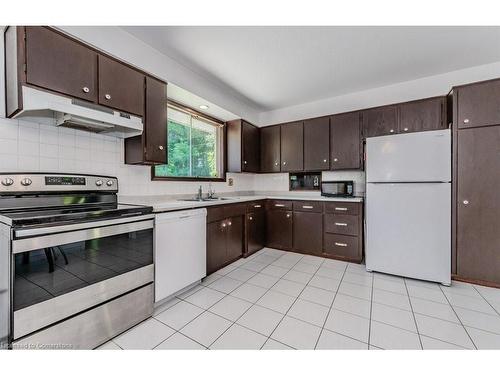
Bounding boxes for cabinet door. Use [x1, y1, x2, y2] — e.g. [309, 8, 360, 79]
[457, 80, 500, 129]
[265, 210, 293, 250]
[207, 220, 227, 274]
[456, 126, 500, 284]
[246, 211, 265, 256]
[242, 121, 260, 172]
[281, 121, 304, 171]
[293, 212, 323, 255]
[260, 126, 281, 172]
[330, 112, 361, 170]
[226, 216, 244, 263]
[25, 27, 97, 102]
[363, 106, 398, 137]
[144, 77, 167, 164]
[303, 117, 330, 171]
[98, 55, 145, 116]
[399, 97, 445, 133]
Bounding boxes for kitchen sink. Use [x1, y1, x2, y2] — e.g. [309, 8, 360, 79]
[178, 197, 233, 202]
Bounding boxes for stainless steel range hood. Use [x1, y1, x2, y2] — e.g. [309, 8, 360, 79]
[12, 86, 143, 138]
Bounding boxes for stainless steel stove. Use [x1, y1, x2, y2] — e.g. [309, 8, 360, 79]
[0, 173, 155, 350]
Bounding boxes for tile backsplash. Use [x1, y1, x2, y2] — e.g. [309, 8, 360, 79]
[0, 117, 255, 196]
[0, 117, 365, 197]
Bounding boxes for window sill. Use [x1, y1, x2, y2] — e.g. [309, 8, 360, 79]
[151, 175, 226, 182]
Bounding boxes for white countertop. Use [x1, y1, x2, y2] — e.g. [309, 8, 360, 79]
[119, 193, 363, 213]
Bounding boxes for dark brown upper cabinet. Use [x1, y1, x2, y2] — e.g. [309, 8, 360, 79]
[227, 119, 260, 173]
[280, 121, 304, 172]
[98, 55, 145, 116]
[362, 105, 399, 137]
[25, 26, 98, 103]
[399, 97, 446, 133]
[260, 125, 281, 173]
[330, 112, 362, 170]
[125, 77, 168, 165]
[456, 79, 500, 129]
[303, 117, 330, 171]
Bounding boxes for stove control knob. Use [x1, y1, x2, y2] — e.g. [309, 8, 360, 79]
[106, 180, 114, 187]
[21, 178, 32, 186]
[95, 180, 103, 187]
[1, 178, 14, 186]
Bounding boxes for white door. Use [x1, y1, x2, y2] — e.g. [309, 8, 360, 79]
[366, 129, 451, 183]
[365, 182, 451, 284]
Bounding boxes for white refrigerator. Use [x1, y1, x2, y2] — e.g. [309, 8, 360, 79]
[365, 129, 451, 285]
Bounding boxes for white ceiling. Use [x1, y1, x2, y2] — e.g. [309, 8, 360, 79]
[123, 26, 500, 112]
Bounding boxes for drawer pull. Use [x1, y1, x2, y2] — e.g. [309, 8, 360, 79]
[274, 204, 285, 207]
[249, 216, 253, 221]
[335, 222, 348, 226]
[302, 205, 313, 209]
[334, 242, 348, 247]
[335, 207, 348, 211]
[254, 204, 262, 208]
[286, 213, 291, 218]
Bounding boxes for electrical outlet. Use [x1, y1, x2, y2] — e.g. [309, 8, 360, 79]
[228, 178, 233, 186]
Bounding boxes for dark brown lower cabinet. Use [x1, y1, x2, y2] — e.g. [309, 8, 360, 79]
[266, 210, 293, 250]
[206, 204, 245, 275]
[456, 125, 500, 285]
[293, 211, 323, 255]
[207, 220, 228, 275]
[246, 211, 265, 257]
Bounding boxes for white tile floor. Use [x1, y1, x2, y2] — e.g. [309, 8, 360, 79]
[99, 248, 500, 350]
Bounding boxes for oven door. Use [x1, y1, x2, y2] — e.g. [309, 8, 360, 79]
[11, 215, 154, 340]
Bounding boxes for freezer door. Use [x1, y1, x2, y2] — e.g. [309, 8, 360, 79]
[365, 182, 451, 284]
[366, 129, 451, 182]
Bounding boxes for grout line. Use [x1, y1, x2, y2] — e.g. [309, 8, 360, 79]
[438, 284, 478, 350]
[403, 278, 423, 349]
[366, 272, 375, 348]
[313, 262, 348, 349]
[471, 284, 500, 317]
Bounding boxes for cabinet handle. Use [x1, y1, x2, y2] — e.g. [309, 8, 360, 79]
[463, 200, 469, 205]
[254, 204, 261, 208]
[286, 213, 291, 218]
[158, 145, 164, 150]
[227, 221, 232, 226]
[334, 242, 348, 247]
[274, 161, 279, 166]
[105, 94, 111, 100]
[282, 161, 287, 165]
[333, 158, 338, 162]
[323, 159, 327, 163]
[244, 161, 247, 165]
[302, 205, 313, 209]
[335, 222, 348, 226]
[274, 204, 285, 207]
[221, 222, 227, 228]
[82, 87, 90, 93]
[249, 216, 253, 221]
[463, 119, 469, 124]
[403, 127, 409, 132]
[334, 207, 348, 211]
[389, 129, 395, 133]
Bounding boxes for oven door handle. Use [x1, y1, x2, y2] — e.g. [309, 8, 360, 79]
[12, 218, 154, 254]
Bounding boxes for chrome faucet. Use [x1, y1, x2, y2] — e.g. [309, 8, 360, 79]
[197, 185, 203, 200]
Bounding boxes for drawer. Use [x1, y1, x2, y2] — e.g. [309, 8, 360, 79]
[324, 234, 360, 260]
[293, 200, 323, 213]
[324, 214, 359, 236]
[224, 203, 246, 218]
[266, 200, 293, 211]
[324, 201, 360, 215]
[247, 200, 265, 213]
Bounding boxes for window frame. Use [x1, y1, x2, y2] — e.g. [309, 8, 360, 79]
[151, 100, 227, 182]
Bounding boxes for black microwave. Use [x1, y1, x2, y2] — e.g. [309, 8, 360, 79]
[321, 180, 354, 197]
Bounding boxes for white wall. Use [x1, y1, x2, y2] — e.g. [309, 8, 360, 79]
[258, 61, 500, 125]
